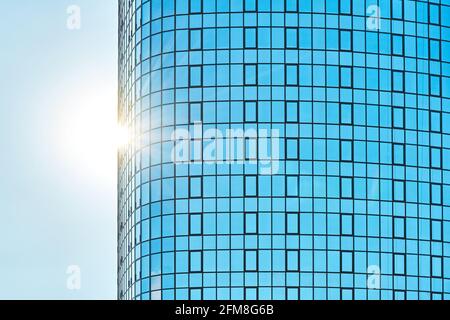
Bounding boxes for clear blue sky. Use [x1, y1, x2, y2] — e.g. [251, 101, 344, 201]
[0, 0, 118, 299]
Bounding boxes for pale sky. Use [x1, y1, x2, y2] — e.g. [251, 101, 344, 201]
[0, 0, 118, 299]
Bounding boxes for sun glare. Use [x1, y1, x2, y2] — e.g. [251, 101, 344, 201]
[115, 125, 130, 150]
[60, 90, 123, 182]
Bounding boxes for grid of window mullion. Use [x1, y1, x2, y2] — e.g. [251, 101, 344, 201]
[363, 0, 369, 300]
[227, 6, 232, 301]
[413, 4, 420, 299]
[284, 3, 290, 300]
[324, 1, 329, 298]
[389, 11, 395, 299]
[437, 0, 445, 299]
[187, 0, 193, 298]
[121, 0, 127, 300]
[214, 8, 219, 301]
[426, 4, 432, 297]
[348, 3, 355, 299]
[269, 5, 272, 301]
[172, 0, 178, 300]
[254, 4, 259, 301]
[399, 1, 409, 297]
[118, 0, 450, 301]
[310, 7, 315, 299]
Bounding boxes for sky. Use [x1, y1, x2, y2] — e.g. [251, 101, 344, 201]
[0, 0, 118, 299]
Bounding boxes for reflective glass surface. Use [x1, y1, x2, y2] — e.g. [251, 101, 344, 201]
[119, 0, 450, 300]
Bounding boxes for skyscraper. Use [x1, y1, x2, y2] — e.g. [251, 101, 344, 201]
[118, 0, 450, 300]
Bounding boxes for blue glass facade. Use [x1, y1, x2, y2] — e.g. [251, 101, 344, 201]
[118, 0, 450, 300]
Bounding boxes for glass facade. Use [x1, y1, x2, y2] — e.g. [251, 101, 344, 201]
[118, 0, 450, 300]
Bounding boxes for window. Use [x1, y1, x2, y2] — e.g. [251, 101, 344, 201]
[430, 111, 441, 133]
[393, 144, 404, 165]
[393, 71, 404, 92]
[286, 28, 298, 48]
[287, 250, 300, 271]
[189, 66, 202, 87]
[190, 251, 202, 272]
[340, 0, 352, 15]
[340, 103, 353, 124]
[245, 137, 258, 160]
[340, 140, 353, 162]
[431, 184, 442, 205]
[287, 213, 298, 234]
[244, 27, 257, 48]
[341, 289, 354, 300]
[286, 175, 299, 197]
[190, 103, 202, 123]
[341, 215, 353, 235]
[286, 0, 298, 12]
[393, 180, 405, 202]
[394, 254, 405, 275]
[245, 213, 257, 234]
[245, 250, 257, 271]
[392, 0, 403, 20]
[431, 220, 442, 241]
[340, 177, 353, 199]
[245, 175, 257, 197]
[245, 101, 257, 122]
[430, 40, 441, 61]
[394, 217, 405, 238]
[341, 251, 353, 273]
[431, 148, 441, 169]
[245, 0, 256, 11]
[393, 107, 404, 128]
[190, 176, 202, 198]
[244, 64, 257, 85]
[431, 76, 441, 96]
[287, 287, 299, 300]
[190, 214, 202, 235]
[190, 0, 202, 13]
[286, 64, 298, 86]
[392, 35, 403, 56]
[189, 29, 202, 50]
[430, 4, 440, 25]
[190, 288, 202, 300]
[340, 30, 352, 51]
[432, 256, 442, 277]
[340, 67, 352, 88]
[286, 101, 298, 122]
[286, 138, 299, 160]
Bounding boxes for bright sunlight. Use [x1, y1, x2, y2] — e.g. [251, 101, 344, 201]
[59, 86, 127, 183]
